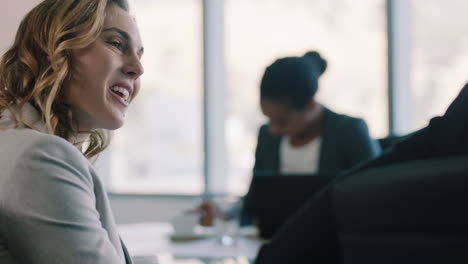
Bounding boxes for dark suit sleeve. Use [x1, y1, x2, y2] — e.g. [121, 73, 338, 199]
[252, 124, 270, 172]
[352, 83, 468, 172]
[339, 118, 381, 169]
[255, 83, 468, 263]
[240, 126, 267, 226]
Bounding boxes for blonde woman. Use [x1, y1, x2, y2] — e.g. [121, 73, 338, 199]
[0, 0, 143, 263]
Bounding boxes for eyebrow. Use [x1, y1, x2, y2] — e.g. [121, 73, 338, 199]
[102, 27, 145, 56]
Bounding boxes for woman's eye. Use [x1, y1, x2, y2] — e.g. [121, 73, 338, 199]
[108, 41, 123, 49]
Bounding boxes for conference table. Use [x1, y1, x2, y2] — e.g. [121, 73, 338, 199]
[118, 222, 265, 264]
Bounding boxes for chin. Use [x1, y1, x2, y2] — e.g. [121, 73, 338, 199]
[101, 117, 125, 130]
[107, 122, 125, 130]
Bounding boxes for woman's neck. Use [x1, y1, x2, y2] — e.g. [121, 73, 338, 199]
[289, 104, 324, 147]
[70, 132, 91, 151]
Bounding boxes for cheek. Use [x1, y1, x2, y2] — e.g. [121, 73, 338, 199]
[74, 47, 116, 82]
[61, 75, 83, 106]
[84, 58, 112, 80]
[133, 79, 141, 98]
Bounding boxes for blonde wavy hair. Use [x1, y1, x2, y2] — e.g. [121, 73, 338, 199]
[0, 0, 129, 159]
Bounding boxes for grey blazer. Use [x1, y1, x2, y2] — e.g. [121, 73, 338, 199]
[0, 105, 132, 264]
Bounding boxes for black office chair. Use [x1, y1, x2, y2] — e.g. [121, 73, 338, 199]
[333, 156, 468, 264]
[377, 133, 411, 151]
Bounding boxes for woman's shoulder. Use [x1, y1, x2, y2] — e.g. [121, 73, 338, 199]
[0, 129, 95, 202]
[0, 128, 88, 169]
[259, 123, 270, 134]
[323, 107, 367, 129]
[257, 123, 281, 141]
[1, 127, 72, 148]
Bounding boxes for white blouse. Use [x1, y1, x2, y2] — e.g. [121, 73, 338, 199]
[280, 136, 322, 174]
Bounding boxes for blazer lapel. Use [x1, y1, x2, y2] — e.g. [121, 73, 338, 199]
[318, 108, 334, 172]
[120, 238, 133, 264]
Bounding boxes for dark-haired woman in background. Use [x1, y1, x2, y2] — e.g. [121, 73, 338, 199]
[198, 51, 381, 226]
[254, 51, 381, 175]
[239, 51, 381, 224]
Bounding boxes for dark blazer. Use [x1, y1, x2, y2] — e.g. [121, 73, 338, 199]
[253, 107, 381, 174]
[241, 107, 381, 225]
[254, 83, 468, 264]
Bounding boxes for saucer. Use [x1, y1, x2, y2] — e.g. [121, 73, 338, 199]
[170, 226, 217, 242]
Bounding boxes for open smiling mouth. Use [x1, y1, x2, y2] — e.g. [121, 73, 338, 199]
[110, 86, 130, 103]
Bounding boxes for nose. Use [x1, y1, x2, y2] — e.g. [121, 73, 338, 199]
[122, 55, 144, 80]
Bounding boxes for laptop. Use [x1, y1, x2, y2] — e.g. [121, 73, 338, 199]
[248, 173, 335, 239]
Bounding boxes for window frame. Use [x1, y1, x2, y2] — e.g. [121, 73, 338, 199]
[107, 0, 412, 197]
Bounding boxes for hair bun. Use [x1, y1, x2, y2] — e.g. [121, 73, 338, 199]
[303, 51, 327, 75]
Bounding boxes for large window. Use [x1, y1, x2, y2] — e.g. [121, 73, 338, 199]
[412, 0, 468, 130]
[224, 0, 387, 194]
[107, 0, 391, 196]
[109, 0, 203, 194]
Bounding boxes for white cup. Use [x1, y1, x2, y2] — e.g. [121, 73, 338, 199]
[170, 213, 199, 236]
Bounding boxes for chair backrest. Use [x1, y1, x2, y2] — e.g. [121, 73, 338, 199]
[377, 133, 411, 151]
[248, 173, 335, 238]
[333, 156, 468, 264]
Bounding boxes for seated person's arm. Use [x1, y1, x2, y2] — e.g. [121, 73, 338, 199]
[350, 83, 468, 174]
[255, 83, 468, 263]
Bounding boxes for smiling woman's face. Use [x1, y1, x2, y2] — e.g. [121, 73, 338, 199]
[62, 4, 144, 131]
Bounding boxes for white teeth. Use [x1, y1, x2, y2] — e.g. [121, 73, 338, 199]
[110, 86, 130, 101]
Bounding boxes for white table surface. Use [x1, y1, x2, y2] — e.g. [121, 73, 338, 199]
[118, 222, 265, 262]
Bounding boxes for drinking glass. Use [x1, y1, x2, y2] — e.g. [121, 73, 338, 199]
[213, 195, 241, 246]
